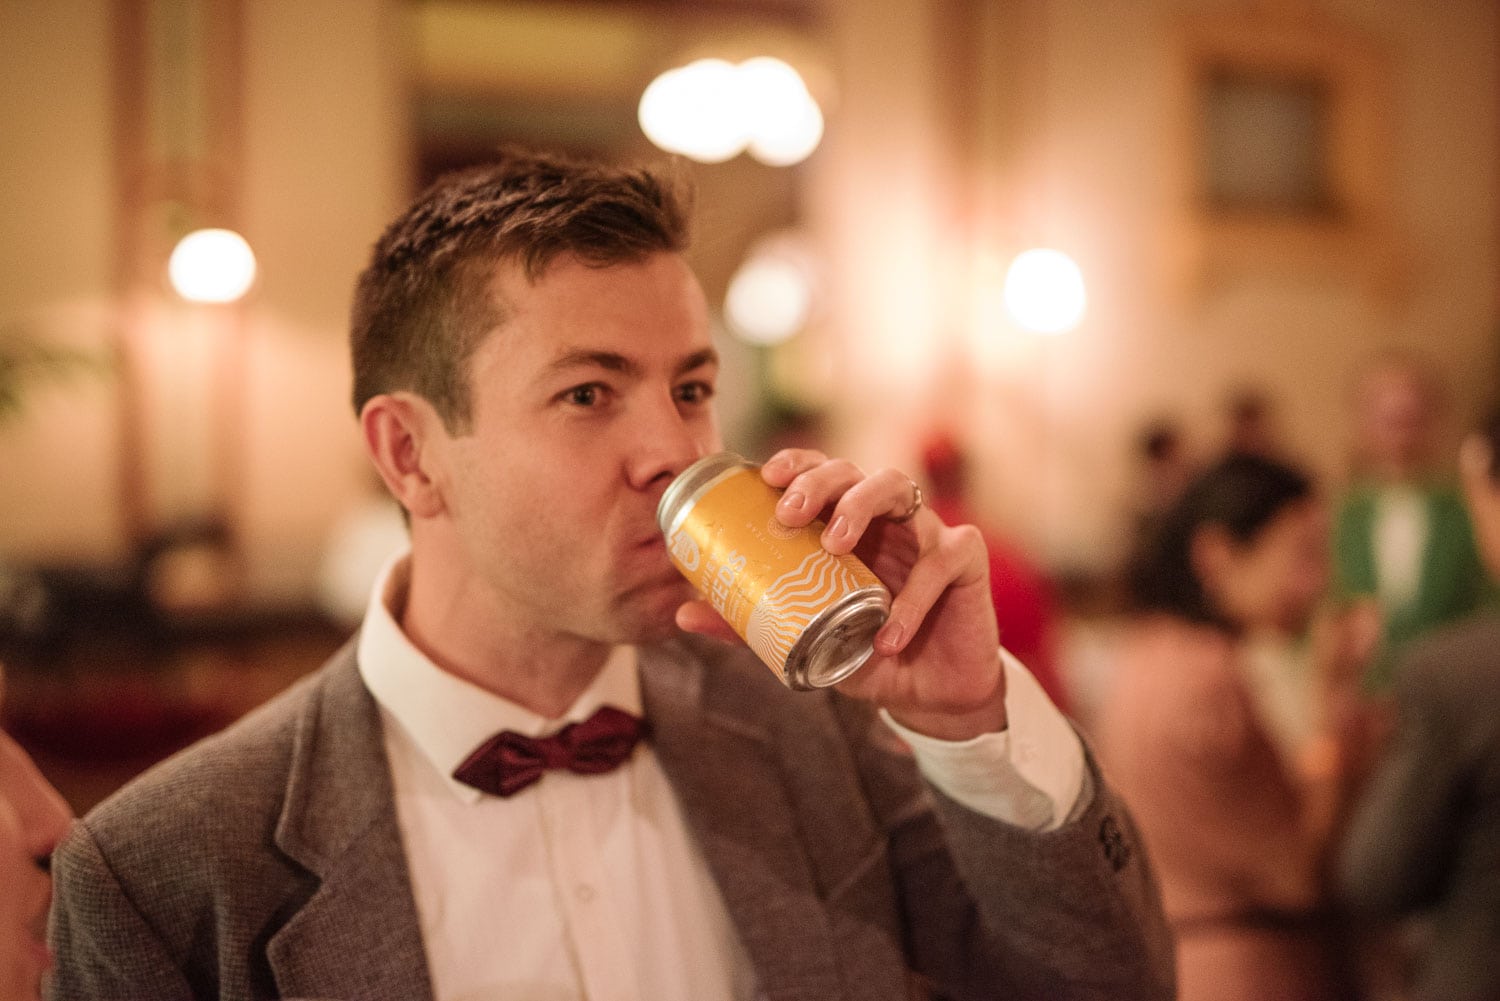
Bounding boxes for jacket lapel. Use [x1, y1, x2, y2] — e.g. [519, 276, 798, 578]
[266, 650, 435, 1001]
[641, 641, 845, 1001]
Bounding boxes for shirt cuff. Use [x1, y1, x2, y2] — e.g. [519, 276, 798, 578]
[879, 649, 1087, 831]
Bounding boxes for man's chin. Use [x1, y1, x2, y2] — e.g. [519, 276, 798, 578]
[612, 581, 695, 644]
[604, 610, 686, 649]
[634, 616, 687, 645]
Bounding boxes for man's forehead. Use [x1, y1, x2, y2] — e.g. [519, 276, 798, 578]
[481, 253, 711, 349]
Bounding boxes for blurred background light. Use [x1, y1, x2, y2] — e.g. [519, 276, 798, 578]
[167, 228, 257, 304]
[724, 234, 818, 345]
[739, 56, 824, 166]
[639, 56, 823, 166]
[1003, 248, 1086, 334]
[638, 58, 750, 163]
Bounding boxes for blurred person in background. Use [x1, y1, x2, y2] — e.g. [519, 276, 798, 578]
[1098, 453, 1382, 1001]
[1213, 387, 1350, 763]
[1128, 417, 1196, 554]
[919, 431, 1070, 716]
[1338, 406, 1500, 1001]
[1222, 385, 1285, 461]
[0, 663, 73, 1001]
[1333, 351, 1491, 694]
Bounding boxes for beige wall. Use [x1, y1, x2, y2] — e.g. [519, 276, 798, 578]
[0, 0, 406, 602]
[234, 0, 408, 597]
[811, 0, 1498, 574]
[0, 1, 119, 558]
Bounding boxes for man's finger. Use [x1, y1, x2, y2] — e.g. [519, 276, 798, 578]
[875, 523, 989, 655]
[675, 599, 740, 644]
[769, 459, 866, 528]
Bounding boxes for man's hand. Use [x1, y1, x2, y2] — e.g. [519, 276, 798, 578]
[674, 449, 1006, 741]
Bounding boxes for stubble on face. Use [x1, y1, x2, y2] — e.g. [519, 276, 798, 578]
[418, 253, 720, 660]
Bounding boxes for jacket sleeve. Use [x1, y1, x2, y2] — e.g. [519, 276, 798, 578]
[47, 819, 199, 1001]
[1337, 656, 1469, 919]
[832, 698, 1177, 1001]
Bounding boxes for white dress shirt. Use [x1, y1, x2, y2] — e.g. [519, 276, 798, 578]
[1373, 485, 1429, 613]
[358, 552, 1085, 1001]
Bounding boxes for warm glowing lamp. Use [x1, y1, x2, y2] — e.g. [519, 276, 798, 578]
[1003, 248, 1086, 334]
[638, 56, 823, 166]
[739, 57, 823, 166]
[725, 240, 816, 345]
[168, 228, 257, 303]
[637, 58, 750, 164]
[637, 66, 688, 154]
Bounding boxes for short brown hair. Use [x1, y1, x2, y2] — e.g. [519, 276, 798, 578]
[349, 148, 692, 431]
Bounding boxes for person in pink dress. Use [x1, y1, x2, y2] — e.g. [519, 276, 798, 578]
[1098, 453, 1379, 1001]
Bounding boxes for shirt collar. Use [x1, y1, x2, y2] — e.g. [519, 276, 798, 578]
[357, 549, 644, 804]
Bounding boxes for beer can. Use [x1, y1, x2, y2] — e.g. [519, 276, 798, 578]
[657, 451, 891, 689]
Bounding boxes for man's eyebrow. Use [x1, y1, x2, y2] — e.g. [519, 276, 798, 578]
[544, 349, 641, 377]
[676, 348, 719, 377]
[543, 347, 719, 380]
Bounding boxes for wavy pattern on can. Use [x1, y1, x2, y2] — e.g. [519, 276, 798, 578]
[746, 549, 869, 671]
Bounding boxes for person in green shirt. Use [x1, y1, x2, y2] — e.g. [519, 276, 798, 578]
[1333, 352, 1492, 693]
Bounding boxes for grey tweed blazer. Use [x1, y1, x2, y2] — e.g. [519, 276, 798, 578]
[48, 636, 1174, 1001]
[1338, 614, 1500, 1001]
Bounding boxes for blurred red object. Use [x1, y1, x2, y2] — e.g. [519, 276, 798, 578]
[920, 432, 1071, 716]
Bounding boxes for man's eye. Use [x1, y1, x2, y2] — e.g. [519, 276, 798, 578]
[676, 381, 715, 405]
[565, 385, 602, 406]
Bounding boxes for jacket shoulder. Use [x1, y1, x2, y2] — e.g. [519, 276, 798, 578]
[78, 652, 344, 852]
[1399, 615, 1500, 710]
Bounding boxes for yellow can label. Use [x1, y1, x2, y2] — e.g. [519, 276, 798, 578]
[666, 467, 885, 676]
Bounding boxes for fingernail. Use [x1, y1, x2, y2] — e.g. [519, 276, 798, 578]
[826, 515, 848, 541]
[782, 491, 806, 513]
[878, 619, 906, 650]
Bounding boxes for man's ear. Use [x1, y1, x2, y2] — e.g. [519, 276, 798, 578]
[361, 393, 448, 520]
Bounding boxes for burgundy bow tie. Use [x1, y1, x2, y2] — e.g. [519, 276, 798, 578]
[452, 706, 646, 798]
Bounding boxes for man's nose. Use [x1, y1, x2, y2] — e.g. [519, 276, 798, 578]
[628, 398, 714, 493]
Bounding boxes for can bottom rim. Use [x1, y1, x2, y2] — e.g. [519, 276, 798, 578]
[784, 590, 891, 690]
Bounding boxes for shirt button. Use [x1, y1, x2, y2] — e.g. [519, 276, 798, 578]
[575, 884, 596, 903]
